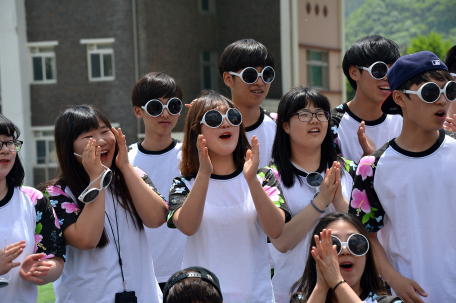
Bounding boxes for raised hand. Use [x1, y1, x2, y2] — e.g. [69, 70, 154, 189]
[111, 127, 130, 171]
[0, 240, 25, 275]
[197, 134, 213, 176]
[243, 136, 260, 183]
[443, 114, 456, 132]
[331, 162, 348, 211]
[185, 98, 198, 109]
[358, 121, 376, 157]
[312, 165, 338, 211]
[81, 138, 104, 180]
[19, 253, 52, 284]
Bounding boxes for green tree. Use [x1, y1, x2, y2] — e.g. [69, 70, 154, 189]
[407, 32, 453, 60]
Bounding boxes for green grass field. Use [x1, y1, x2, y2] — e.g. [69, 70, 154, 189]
[37, 283, 56, 303]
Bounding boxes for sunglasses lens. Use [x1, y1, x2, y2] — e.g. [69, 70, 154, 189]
[242, 68, 259, 84]
[83, 190, 99, 203]
[146, 100, 163, 116]
[103, 171, 113, 188]
[168, 98, 183, 115]
[348, 234, 369, 256]
[204, 110, 223, 128]
[307, 172, 323, 187]
[227, 109, 242, 126]
[262, 67, 275, 83]
[0, 282, 8, 288]
[331, 236, 341, 254]
[445, 81, 456, 101]
[421, 83, 441, 103]
[371, 62, 388, 79]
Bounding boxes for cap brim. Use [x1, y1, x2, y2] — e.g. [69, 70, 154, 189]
[381, 92, 402, 116]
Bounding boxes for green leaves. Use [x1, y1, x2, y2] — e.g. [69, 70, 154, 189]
[362, 207, 378, 224]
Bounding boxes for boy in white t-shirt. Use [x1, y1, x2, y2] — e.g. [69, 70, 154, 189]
[349, 51, 456, 302]
[218, 39, 277, 168]
[331, 35, 402, 163]
[128, 72, 187, 291]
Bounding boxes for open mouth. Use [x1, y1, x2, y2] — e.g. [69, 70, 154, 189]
[251, 90, 264, 95]
[308, 128, 320, 134]
[435, 110, 446, 121]
[0, 159, 10, 165]
[379, 86, 390, 94]
[340, 262, 353, 270]
[219, 132, 232, 140]
[100, 150, 109, 161]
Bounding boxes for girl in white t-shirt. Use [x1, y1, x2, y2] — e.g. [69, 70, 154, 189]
[267, 87, 356, 303]
[167, 91, 290, 302]
[0, 114, 65, 303]
[43, 105, 168, 303]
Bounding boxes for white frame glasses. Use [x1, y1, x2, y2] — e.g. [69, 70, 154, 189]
[306, 172, 323, 199]
[74, 153, 113, 203]
[0, 239, 11, 288]
[331, 233, 370, 257]
[229, 66, 275, 84]
[141, 98, 183, 117]
[356, 61, 389, 80]
[450, 73, 456, 78]
[401, 81, 456, 103]
[200, 108, 242, 128]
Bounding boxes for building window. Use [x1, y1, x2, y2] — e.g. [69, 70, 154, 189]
[306, 50, 329, 90]
[198, 0, 215, 14]
[28, 41, 58, 84]
[201, 51, 218, 90]
[33, 128, 57, 167]
[80, 38, 115, 82]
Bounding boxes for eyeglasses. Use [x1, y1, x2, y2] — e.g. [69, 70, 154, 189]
[0, 239, 11, 288]
[0, 140, 23, 152]
[401, 81, 456, 103]
[229, 66, 275, 84]
[200, 108, 242, 128]
[141, 98, 183, 117]
[292, 111, 330, 122]
[74, 153, 113, 203]
[356, 61, 389, 80]
[331, 234, 369, 257]
[306, 172, 323, 199]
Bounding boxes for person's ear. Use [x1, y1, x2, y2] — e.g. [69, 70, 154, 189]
[283, 121, 290, 134]
[133, 106, 143, 119]
[392, 90, 407, 112]
[349, 65, 361, 82]
[223, 72, 234, 88]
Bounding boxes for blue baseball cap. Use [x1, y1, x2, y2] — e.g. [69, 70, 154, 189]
[381, 51, 449, 115]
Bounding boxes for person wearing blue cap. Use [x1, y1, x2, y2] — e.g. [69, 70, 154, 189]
[348, 51, 456, 303]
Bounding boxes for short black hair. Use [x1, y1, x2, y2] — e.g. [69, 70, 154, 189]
[131, 72, 183, 108]
[444, 45, 456, 73]
[218, 39, 274, 77]
[397, 69, 453, 96]
[0, 114, 25, 187]
[343, 35, 400, 90]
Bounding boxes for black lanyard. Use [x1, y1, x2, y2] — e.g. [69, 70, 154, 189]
[105, 193, 127, 291]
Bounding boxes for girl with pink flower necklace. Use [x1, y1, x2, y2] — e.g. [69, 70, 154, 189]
[0, 114, 65, 303]
[264, 87, 357, 303]
[167, 91, 290, 302]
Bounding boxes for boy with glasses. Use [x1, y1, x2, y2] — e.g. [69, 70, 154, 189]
[128, 72, 187, 291]
[349, 51, 456, 302]
[331, 35, 402, 162]
[444, 45, 456, 131]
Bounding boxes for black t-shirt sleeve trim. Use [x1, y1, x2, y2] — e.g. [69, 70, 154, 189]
[0, 186, 14, 208]
[245, 108, 265, 132]
[137, 138, 178, 155]
[390, 128, 445, 158]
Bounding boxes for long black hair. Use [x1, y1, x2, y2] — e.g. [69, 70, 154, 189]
[271, 86, 341, 188]
[289, 212, 387, 303]
[0, 114, 25, 188]
[43, 105, 143, 248]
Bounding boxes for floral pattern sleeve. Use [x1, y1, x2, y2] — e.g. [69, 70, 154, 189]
[44, 185, 81, 232]
[348, 144, 388, 233]
[20, 187, 66, 261]
[167, 177, 191, 228]
[133, 166, 168, 208]
[257, 165, 291, 223]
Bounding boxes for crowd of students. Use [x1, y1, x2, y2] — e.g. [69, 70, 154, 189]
[1, 35, 455, 303]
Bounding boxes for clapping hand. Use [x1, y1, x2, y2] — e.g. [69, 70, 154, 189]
[0, 240, 25, 275]
[111, 127, 130, 171]
[197, 134, 213, 176]
[243, 136, 260, 183]
[19, 253, 52, 284]
[358, 121, 376, 157]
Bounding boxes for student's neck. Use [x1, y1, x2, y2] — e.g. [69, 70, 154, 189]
[395, 118, 440, 152]
[208, 152, 237, 176]
[232, 98, 261, 128]
[290, 143, 321, 173]
[348, 92, 384, 121]
[0, 178, 8, 201]
[141, 132, 173, 152]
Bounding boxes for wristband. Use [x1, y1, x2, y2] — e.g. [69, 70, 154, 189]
[332, 280, 346, 292]
[310, 199, 325, 213]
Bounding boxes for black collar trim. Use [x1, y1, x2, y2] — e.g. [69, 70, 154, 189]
[390, 129, 445, 158]
[210, 167, 243, 180]
[343, 103, 387, 126]
[292, 161, 326, 177]
[137, 138, 178, 155]
[245, 108, 265, 132]
[358, 288, 370, 301]
[0, 186, 15, 208]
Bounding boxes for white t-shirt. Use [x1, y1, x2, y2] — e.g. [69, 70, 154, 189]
[330, 103, 403, 163]
[0, 186, 65, 303]
[270, 161, 355, 303]
[48, 169, 163, 303]
[245, 107, 277, 168]
[128, 139, 187, 283]
[349, 129, 456, 303]
[167, 168, 291, 303]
